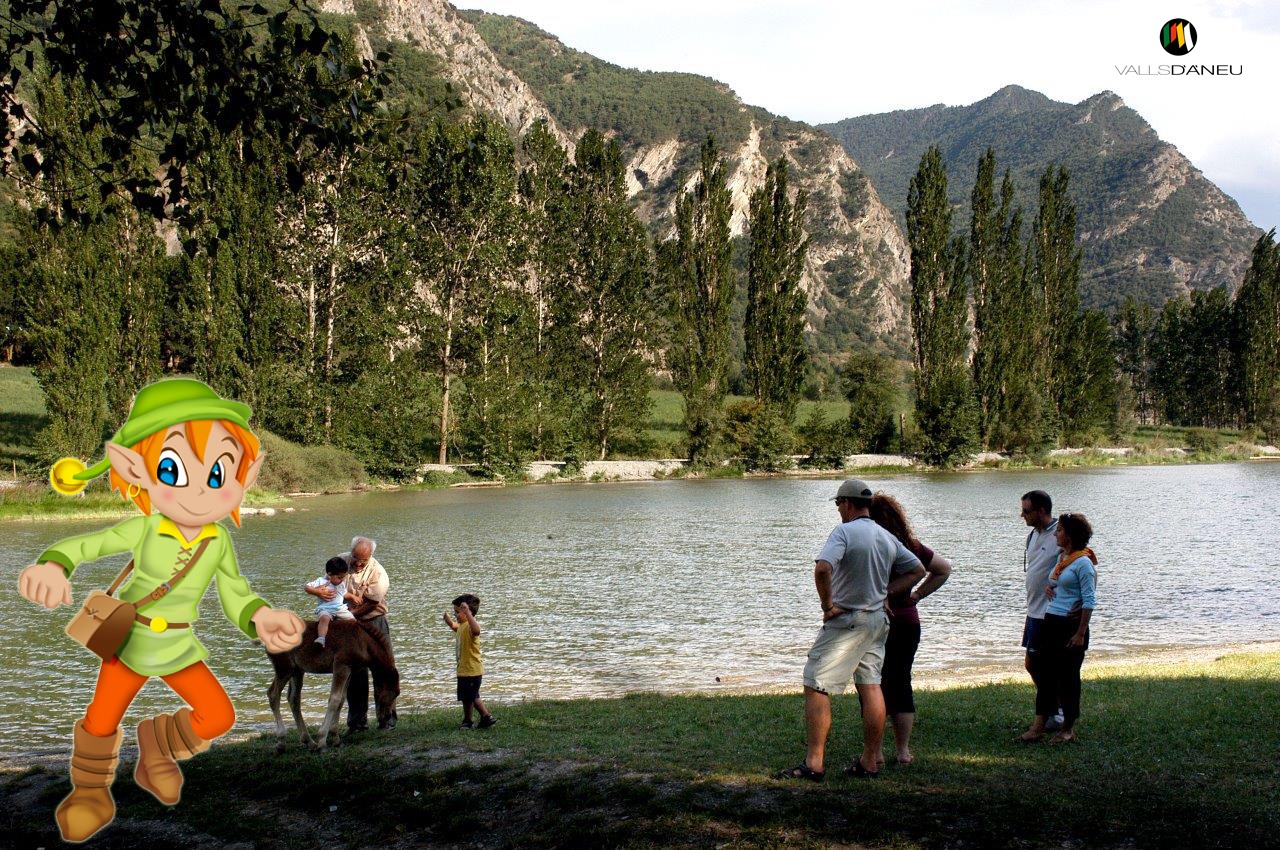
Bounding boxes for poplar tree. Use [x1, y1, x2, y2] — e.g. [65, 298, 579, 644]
[744, 157, 809, 421]
[906, 147, 977, 466]
[1115, 296, 1156, 426]
[1234, 230, 1280, 437]
[555, 129, 656, 460]
[663, 135, 735, 465]
[518, 120, 574, 457]
[1031, 164, 1083, 440]
[969, 150, 1050, 451]
[401, 117, 521, 465]
[970, 148, 1002, 446]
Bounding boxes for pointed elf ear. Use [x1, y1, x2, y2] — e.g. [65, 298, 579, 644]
[105, 441, 150, 489]
[241, 452, 265, 492]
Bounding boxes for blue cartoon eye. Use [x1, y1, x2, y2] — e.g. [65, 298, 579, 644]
[208, 459, 225, 489]
[156, 449, 188, 487]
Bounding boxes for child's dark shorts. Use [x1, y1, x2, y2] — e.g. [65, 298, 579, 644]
[457, 675, 482, 703]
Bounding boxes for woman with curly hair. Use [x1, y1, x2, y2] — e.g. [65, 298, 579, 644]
[868, 493, 952, 765]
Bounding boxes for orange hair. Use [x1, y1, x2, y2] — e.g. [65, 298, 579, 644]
[108, 419, 260, 527]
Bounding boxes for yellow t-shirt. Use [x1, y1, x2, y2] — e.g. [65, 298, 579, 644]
[456, 620, 483, 677]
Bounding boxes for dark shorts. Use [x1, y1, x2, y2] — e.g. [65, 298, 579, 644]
[1021, 616, 1044, 653]
[457, 675, 482, 703]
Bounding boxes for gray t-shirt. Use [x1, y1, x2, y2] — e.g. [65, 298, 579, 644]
[817, 517, 923, 613]
[1024, 519, 1062, 619]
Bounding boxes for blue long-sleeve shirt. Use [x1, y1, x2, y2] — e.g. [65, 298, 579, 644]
[1046, 555, 1097, 616]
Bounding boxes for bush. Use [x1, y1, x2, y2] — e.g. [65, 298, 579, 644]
[795, 407, 852, 468]
[843, 351, 898, 453]
[724, 400, 793, 472]
[472, 436, 528, 481]
[256, 431, 367, 494]
[1184, 427, 1222, 454]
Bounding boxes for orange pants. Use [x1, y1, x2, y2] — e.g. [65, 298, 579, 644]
[83, 657, 235, 740]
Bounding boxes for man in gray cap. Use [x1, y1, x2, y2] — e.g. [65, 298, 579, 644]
[779, 479, 925, 781]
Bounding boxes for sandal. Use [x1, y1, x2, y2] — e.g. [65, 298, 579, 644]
[842, 759, 880, 779]
[776, 763, 825, 782]
[1049, 731, 1078, 745]
[1016, 730, 1045, 743]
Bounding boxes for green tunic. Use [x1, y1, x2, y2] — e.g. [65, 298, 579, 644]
[39, 514, 269, 677]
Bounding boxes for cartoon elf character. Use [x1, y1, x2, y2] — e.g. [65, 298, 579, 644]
[18, 378, 304, 843]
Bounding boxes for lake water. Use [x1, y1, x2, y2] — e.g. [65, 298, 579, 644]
[2, 463, 1278, 759]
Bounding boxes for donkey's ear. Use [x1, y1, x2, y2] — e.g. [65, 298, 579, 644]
[105, 442, 149, 489]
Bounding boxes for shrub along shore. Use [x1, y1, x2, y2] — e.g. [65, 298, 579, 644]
[1, 648, 1276, 848]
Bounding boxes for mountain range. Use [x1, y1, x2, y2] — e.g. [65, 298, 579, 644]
[327, 1, 1261, 353]
[821, 85, 1261, 311]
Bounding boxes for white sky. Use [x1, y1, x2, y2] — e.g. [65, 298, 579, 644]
[457, 0, 1280, 229]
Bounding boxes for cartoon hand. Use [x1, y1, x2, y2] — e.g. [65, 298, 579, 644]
[252, 607, 305, 652]
[19, 562, 72, 609]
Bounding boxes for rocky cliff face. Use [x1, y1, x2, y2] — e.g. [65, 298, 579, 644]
[321, 0, 570, 146]
[624, 117, 912, 349]
[823, 86, 1261, 310]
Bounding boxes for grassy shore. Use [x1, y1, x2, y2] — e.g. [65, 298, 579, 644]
[2, 650, 1276, 848]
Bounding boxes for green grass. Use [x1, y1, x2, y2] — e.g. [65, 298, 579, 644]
[3, 651, 1276, 847]
[644, 390, 851, 457]
[0, 366, 47, 476]
[645, 390, 850, 432]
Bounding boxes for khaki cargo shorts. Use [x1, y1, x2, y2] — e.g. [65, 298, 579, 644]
[802, 609, 891, 693]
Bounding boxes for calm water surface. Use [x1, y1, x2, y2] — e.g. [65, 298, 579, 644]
[2, 463, 1278, 758]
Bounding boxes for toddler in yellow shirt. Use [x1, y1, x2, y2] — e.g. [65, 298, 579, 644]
[443, 594, 495, 729]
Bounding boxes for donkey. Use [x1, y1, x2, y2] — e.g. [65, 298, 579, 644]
[266, 619, 400, 751]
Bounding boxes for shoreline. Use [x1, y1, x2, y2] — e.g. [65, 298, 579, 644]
[4, 448, 1277, 522]
[4, 638, 1276, 769]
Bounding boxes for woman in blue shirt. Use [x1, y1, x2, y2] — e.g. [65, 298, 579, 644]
[1023, 512, 1097, 744]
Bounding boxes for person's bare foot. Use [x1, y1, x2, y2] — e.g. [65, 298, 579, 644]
[1049, 730, 1078, 744]
[1017, 726, 1046, 743]
[896, 749, 914, 765]
[875, 754, 886, 770]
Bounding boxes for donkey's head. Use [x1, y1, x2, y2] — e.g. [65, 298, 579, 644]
[372, 664, 400, 730]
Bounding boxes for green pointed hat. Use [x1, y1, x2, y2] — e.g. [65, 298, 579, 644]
[51, 379, 252, 493]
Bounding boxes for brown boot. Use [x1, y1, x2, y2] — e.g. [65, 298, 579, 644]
[55, 720, 122, 843]
[134, 707, 210, 806]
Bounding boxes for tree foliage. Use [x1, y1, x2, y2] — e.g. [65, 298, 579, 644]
[906, 147, 977, 466]
[663, 136, 736, 465]
[744, 157, 809, 422]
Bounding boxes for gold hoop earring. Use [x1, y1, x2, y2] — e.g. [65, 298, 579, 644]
[126, 483, 141, 499]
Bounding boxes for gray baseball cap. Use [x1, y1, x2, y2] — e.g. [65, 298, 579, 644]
[830, 478, 874, 502]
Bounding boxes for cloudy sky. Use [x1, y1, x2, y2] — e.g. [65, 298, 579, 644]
[457, 0, 1279, 229]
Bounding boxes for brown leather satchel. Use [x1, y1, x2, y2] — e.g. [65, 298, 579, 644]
[65, 538, 212, 660]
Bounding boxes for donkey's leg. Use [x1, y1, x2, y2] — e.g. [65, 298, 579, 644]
[268, 673, 289, 752]
[317, 666, 352, 749]
[288, 670, 313, 747]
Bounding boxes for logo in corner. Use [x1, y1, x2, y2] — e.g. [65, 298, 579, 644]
[1160, 19, 1197, 55]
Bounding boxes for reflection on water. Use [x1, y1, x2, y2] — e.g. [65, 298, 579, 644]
[2, 463, 1277, 757]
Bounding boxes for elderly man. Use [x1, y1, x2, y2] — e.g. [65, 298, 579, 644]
[779, 479, 925, 781]
[337, 536, 392, 732]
